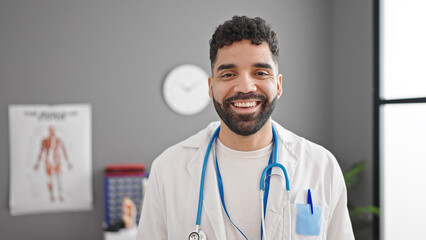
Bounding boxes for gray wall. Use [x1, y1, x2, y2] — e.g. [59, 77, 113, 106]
[331, 1, 373, 239]
[0, 0, 373, 239]
[331, 0, 373, 211]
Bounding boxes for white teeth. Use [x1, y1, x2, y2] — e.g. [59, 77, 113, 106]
[233, 102, 257, 108]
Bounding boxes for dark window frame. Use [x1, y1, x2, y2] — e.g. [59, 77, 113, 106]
[373, 0, 426, 239]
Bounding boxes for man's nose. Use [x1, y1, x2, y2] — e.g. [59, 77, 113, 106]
[233, 73, 257, 93]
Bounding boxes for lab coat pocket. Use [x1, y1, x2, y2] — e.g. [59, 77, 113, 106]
[285, 190, 328, 240]
[295, 204, 321, 235]
[287, 204, 326, 240]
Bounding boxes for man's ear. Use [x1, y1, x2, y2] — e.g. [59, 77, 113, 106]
[208, 76, 213, 99]
[276, 74, 283, 99]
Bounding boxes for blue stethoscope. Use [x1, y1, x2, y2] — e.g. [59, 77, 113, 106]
[188, 125, 292, 240]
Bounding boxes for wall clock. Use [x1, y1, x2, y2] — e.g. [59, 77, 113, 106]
[163, 64, 210, 115]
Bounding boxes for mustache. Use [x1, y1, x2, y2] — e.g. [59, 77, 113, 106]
[223, 92, 267, 105]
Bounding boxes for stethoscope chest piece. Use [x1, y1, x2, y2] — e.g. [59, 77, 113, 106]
[188, 229, 207, 240]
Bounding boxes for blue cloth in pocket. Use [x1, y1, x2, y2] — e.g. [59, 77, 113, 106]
[296, 204, 321, 236]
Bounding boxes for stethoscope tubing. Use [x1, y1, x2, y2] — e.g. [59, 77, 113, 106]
[196, 126, 221, 226]
[260, 163, 290, 191]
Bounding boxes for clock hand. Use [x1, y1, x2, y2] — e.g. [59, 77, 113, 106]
[179, 81, 197, 92]
[182, 80, 204, 92]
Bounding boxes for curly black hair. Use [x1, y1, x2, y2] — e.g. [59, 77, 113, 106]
[209, 16, 279, 69]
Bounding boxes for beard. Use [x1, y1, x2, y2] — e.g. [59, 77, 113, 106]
[212, 92, 277, 136]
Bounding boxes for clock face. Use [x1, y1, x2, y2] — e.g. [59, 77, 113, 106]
[163, 64, 210, 115]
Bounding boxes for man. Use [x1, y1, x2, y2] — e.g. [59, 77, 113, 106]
[34, 126, 72, 202]
[137, 16, 354, 239]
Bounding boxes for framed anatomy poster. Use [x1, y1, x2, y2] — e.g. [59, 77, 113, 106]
[8, 104, 93, 216]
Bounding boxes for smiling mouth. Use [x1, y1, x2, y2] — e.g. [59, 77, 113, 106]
[232, 101, 260, 108]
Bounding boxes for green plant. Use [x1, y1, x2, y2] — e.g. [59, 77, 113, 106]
[343, 160, 379, 239]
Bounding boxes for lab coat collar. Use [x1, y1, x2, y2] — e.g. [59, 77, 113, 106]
[185, 121, 300, 239]
[180, 120, 301, 148]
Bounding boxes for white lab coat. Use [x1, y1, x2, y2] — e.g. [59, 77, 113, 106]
[137, 121, 355, 240]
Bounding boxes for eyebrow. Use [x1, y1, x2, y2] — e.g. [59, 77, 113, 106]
[216, 64, 236, 72]
[215, 62, 274, 73]
[253, 62, 273, 69]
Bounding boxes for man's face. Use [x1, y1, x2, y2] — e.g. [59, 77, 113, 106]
[209, 40, 282, 136]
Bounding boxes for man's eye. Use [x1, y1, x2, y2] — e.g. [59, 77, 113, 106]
[221, 73, 234, 78]
[255, 71, 269, 76]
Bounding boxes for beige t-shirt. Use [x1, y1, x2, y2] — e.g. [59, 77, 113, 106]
[215, 139, 272, 240]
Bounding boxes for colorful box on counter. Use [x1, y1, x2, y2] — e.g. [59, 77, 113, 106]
[104, 164, 146, 227]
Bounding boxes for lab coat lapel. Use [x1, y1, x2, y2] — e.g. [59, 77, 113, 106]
[187, 123, 226, 239]
[264, 122, 299, 239]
